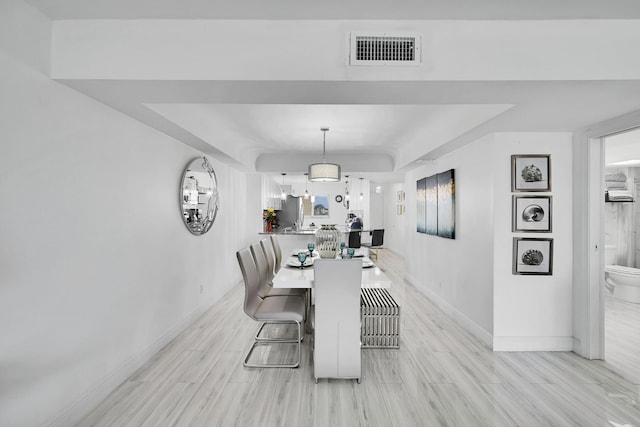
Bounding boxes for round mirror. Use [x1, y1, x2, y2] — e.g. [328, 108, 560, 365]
[180, 157, 219, 235]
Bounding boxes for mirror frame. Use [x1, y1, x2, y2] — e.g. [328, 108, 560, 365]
[179, 156, 219, 235]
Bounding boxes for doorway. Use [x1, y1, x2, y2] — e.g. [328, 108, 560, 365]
[602, 128, 640, 383]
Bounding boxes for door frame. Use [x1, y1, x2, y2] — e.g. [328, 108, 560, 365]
[573, 110, 640, 359]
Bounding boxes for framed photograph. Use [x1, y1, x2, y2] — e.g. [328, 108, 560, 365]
[513, 238, 553, 275]
[512, 195, 552, 232]
[511, 154, 551, 192]
[312, 195, 329, 216]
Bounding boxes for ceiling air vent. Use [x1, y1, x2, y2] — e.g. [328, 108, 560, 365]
[349, 32, 421, 66]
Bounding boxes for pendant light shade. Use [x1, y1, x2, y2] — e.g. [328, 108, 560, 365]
[308, 128, 341, 182]
[280, 172, 287, 200]
[303, 172, 310, 199]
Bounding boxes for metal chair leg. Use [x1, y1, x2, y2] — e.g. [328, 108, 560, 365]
[244, 320, 302, 368]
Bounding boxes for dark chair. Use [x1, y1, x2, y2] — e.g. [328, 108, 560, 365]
[362, 229, 384, 260]
[348, 231, 361, 249]
[236, 248, 305, 368]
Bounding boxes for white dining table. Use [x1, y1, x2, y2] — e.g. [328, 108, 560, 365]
[273, 256, 392, 289]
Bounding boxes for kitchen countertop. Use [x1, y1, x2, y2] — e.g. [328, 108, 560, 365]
[259, 229, 317, 235]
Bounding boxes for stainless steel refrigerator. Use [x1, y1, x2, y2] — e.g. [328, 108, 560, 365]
[278, 195, 304, 230]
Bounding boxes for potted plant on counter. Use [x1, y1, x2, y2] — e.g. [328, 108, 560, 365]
[263, 208, 279, 233]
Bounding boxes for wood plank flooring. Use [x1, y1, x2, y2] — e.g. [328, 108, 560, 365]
[79, 250, 640, 426]
[606, 294, 640, 385]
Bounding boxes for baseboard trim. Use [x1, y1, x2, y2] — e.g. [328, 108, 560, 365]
[405, 274, 494, 350]
[47, 295, 221, 427]
[493, 336, 574, 352]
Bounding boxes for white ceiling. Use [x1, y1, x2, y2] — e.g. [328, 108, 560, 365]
[605, 127, 640, 167]
[26, 0, 640, 183]
[24, 0, 640, 20]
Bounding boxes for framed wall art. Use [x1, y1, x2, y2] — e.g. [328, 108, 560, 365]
[512, 195, 552, 232]
[416, 178, 426, 233]
[312, 195, 330, 216]
[511, 154, 551, 192]
[437, 169, 455, 239]
[513, 237, 553, 275]
[425, 174, 438, 236]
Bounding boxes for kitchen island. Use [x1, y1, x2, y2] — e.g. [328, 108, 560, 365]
[259, 226, 364, 257]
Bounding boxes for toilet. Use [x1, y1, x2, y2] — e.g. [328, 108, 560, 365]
[603, 244, 640, 303]
[604, 265, 640, 303]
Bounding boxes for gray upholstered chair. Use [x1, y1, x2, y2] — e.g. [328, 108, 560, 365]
[251, 241, 306, 298]
[313, 258, 362, 382]
[269, 234, 283, 273]
[236, 248, 305, 368]
[362, 229, 384, 260]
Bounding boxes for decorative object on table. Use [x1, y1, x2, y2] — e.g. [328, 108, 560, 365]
[512, 195, 552, 232]
[263, 207, 279, 232]
[416, 177, 426, 233]
[297, 251, 308, 269]
[437, 169, 455, 239]
[307, 243, 315, 258]
[513, 237, 553, 275]
[316, 224, 339, 258]
[308, 127, 341, 182]
[180, 156, 219, 236]
[347, 248, 355, 257]
[511, 154, 551, 192]
[312, 195, 330, 216]
[340, 241, 346, 255]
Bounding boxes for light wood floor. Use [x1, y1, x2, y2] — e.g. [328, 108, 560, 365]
[79, 250, 640, 426]
[606, 294, 640, 385]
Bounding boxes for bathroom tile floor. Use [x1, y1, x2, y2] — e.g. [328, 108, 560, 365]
[605, 294, 640, 384]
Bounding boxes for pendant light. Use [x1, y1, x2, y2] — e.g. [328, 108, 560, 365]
[308, 127, 341, 182]
[359, 177, 364, 200]
[280, 173, 287, 200]
[303, 172, 310, 199]
[343, 175, 350, 209]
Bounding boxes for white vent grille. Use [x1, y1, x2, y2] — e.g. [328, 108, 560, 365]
[349, 32, 421, 66]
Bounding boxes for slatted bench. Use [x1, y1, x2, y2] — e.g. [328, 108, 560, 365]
[360, 288, 400, 349]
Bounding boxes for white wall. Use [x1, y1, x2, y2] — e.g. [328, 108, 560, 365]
[288, 179, 371, 229]
[405, 135, 495, 345]
[0, 3, 256, 426]
[404, 132, 574, 350]
[382, 183, 406, 256]
[52, 20, 640, 81]
[492, 133, 574, 351]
